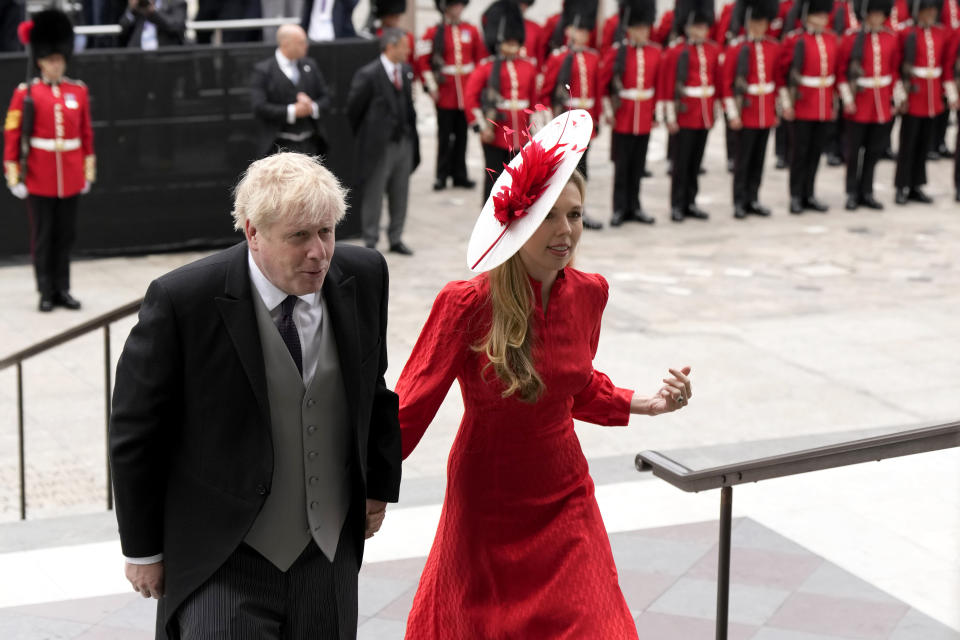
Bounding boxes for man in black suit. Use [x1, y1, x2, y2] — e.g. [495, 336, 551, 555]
[109, 152, 401, 640]
[118, 0, 187, 48]
[250, 24, 330, 157]
[346, 28, 419, 255]
[302, 0, 358, 40]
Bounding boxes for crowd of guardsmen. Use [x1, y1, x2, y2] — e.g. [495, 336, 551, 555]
[400, 0, 960, 227]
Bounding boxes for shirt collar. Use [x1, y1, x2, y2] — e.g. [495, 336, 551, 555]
[276, 49, 298, 69]
[247, 249, 321, 312]
[380, 53, 396, 76]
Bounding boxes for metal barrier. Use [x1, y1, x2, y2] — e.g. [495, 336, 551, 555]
[74, 17, 302, 38]
[0, 299, 143, 520]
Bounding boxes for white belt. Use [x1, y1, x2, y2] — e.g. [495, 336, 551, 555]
[911, 66, 942, 79]
[856, 75, 893, 88]
[565, 97, 596, 108]
[496, 99, 529, 110]
[798, 74, 836, 88]
[746, 82, 776, 95]
[618, 88, 655, 101]
[30, 137, 81, 152]
[682, 86, 716, 98]
[440, 62, 475, 75]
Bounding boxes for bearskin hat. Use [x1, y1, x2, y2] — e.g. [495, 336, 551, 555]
[852, 0, 893, 16]
[434, 0, 469, 11]
[562, 0, 599, 32]
[622, 0, 657, 26]
[744, 0, 781, 22]
[28, 9, 73, 61]
[374, 0, 406, 18]
[676, 0, 715, 27]
[483, 0, 526, 52]
[805, 0, 835, 15]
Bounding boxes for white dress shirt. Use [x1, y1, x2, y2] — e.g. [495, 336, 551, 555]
[276, 49, 321, 126]
[380, 53, 401, 88]
[123, 251, 326, 566]
[307, 0, 335, 41]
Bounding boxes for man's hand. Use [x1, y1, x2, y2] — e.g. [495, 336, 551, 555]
[125, 561, 164, 599]
[666, 122, 679, 134]
[782, 106, 795, 121]
[365, 499, 387, 539]
[479, 127, 495, 144]
[729, 117, 743, 130]
[9, 183, 27, 199]
[294, 101, 313, 118]
[843, 101, 856, 115]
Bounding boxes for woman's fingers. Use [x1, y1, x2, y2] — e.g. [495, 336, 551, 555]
[668, 367, 693, 398]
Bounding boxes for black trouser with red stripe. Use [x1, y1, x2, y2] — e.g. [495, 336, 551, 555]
[895, 114, 934, 190]
[844, 120, 891, 199]
[481, 143, 514, 203]
[789, 119, 830, 200]
[612, 132, 650, 216]
[732, 127, 770, 207]
[670, 128, 709, 211]
[27, 194, 78, 297]
[436, 107, 469, 184]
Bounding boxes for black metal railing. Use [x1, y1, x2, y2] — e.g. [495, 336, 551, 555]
[0, 299, 143, 520]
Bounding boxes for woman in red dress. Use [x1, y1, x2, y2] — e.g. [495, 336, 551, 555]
[396, 108, 693, 639]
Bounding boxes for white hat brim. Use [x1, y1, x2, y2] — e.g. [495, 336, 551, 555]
[467, 109, 594, 273]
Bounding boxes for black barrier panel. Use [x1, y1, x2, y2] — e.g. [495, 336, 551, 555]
[0, 39, 379, 260]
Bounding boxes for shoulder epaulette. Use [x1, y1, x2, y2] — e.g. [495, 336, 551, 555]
[729, 35, 746, 46]
[17, 82, 27, 90]
[30, 77, 41, 85]
[63, 77, 86, 87]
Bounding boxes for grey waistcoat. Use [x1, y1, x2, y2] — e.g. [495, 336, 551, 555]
[245, 290, 352, 570]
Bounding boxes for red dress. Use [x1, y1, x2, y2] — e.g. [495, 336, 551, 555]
[397, 269, 638, 640]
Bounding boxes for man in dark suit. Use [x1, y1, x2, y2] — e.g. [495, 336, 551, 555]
[302, 0, 358, 40]
[250, 24, 331, 157]
[118, 0, 187, 48]
[346, 27, 419, 255]
[109, 152, 401, 640]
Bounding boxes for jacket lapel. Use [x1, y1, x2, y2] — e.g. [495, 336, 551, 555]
[322, 260, 362, 435]
[215, 243, 270, 426]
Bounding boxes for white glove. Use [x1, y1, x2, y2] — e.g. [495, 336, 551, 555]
[81, 180, 91, 194]
[9, 183, 27, 199]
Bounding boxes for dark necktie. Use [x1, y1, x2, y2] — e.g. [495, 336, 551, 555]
[276, 295, 303, 376]
[393, 66, 403, 91]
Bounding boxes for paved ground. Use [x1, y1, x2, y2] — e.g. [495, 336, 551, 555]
[1, 2, 959, 634]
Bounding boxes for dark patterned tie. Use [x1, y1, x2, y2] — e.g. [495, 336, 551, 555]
[276, 295, 302, 376]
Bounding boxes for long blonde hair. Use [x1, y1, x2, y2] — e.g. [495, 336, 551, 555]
[474, 171, 586, 403]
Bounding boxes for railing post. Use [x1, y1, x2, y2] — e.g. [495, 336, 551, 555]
[104, 324, 113, 511]
[16, 362, 26, 520]
[716, 485, 733, 640]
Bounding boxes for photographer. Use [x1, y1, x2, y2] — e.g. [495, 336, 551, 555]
[119, 0, 186, 49]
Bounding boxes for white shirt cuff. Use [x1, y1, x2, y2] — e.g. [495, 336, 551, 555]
[311, 102, 319, 119]
[287, 104, 296, 124]
[125, 553, 163, 564]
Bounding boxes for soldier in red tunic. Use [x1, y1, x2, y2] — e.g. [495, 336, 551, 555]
[659, 0, 721, 222]
[836, 0, 899, 210]
[722, 0, 781, 219]
[931, 0, 960, 158]
[4, 9, 94, 312]
[465, 0, 537, 202]
[515, 0, 545, 65]
[947, 26, 960, 200]
[893, 0, 958, 204]
[417, 0, 485, 191]
[599, 0, 660, 225]
[777, 0, 838, 213]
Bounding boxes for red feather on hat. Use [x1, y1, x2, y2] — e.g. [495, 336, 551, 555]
[17, 20, 34, 46]
[491, 137, 566, 227]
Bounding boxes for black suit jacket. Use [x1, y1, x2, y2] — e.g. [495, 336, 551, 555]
[301, 0, 358, 39]
[346, 57, 420, 183]
[249, 54, 331, 157]
[118, 0, 187, 48]
[109, 241, 401, 639]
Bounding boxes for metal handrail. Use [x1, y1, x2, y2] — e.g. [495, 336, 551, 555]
[74, 16, 301, 37]
[1, 298, 143, 520]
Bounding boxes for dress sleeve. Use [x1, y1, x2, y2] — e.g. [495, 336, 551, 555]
[396, 280, 481, 458]
[571, 275, 634, 426]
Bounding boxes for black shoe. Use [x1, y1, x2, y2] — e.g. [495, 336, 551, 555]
[845, 195, 859, 211]
[926, 150, 940, 161]
[881, 147, 896, 161]
[907, 188, 932, 204]
[670, 207, 685, 222]
[789, 197, 804, 214]
[895, 188, 908, 205]
[698, 166, 706, 175]
[432, 179, 447, 191]
[955, 192, 960, 203]
[775, 156, 787, 170]
[666, 162, 673, 176]
[642, 168, 653, 178]
[582, 215, 603, 230]
[39, 295, 54, 312]
[803, 197, 829, 212]
[827, 153, 844, 167]
[860, 194, 884, 210]
[610, 210, 628, 227]
[452, 178, 476, 189]
[937, 144, 952, 159]
[726, 159, 735, 174]
[633, 210, 656, 224]
[746, 201, 771, 216]
[686, 205, 709, 220]
[53, 291, 81, 310]
[389, 242, 414, 256]
[734, 204, 748, 219]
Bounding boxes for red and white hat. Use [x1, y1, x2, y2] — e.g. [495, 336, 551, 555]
[467, 109, 593, 273]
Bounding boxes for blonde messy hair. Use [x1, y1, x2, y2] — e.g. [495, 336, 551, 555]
[231, 152, 348, 231]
